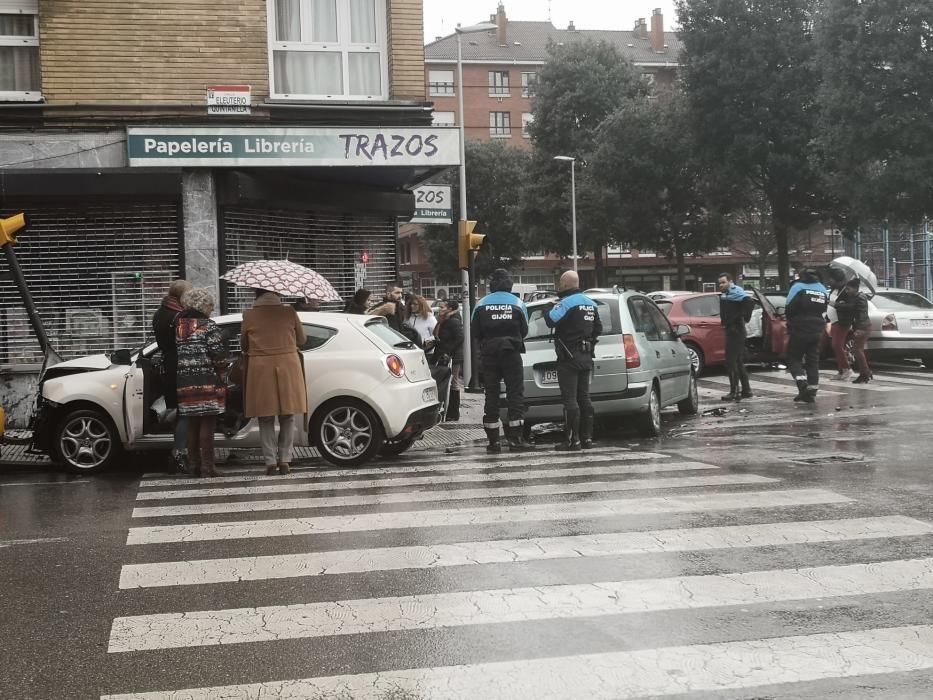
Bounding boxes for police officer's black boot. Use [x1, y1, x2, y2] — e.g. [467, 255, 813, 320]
[506, 422, 534, 452]
[579, 412, 595, 450]
[484, 425, 502, 454]
[445, 390, 460, 422]
[555, 412, 581, 451]
[792, 379, 809, 402]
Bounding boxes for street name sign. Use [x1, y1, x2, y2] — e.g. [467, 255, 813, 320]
[207, 85, 251, 115]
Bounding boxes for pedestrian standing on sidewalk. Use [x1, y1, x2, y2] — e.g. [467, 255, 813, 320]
[546, 270, 602, 451]
[344, 288, 371, 314]
[785, 269, 829, 403]
[403, 294, 438, 348]
[472, 268, 533, 453]
[827, 269, 852, 381]
[152, 279, 192, 473]
[718, 273, 755, 402]
[834, 278, 873, 383]
[434, 300, 464, 421]
[242, 289, 309, 475]
[367, 282, 405, 332]
[175, 288, 226, 478]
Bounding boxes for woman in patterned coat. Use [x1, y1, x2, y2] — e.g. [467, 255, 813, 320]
[175, 288, 227, 478]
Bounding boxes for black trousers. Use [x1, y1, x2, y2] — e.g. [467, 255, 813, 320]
[724, 328, 751, 393]
[557, 362, 593, 423]
[482, 351, 525, 426]
[787, 332, 822, 387]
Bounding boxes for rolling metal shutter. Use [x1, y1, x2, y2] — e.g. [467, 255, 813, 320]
[222, 207, 398, 312]
[0, 203, 181, 367]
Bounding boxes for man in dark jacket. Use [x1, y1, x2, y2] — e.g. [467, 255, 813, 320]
[435, 300, 464, 421]
[718, 273, 756, 401]
[367, 282, 405, 332]
[151, 279, 192, 473]
[785, 268, 829, 403]
[834, 278, 873, 383]
[472, 268, 532, 453]
[545, 270, 602, 451]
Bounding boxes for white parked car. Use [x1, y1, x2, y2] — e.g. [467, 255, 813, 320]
[33, 313, 441, 473]
[864, 288, 933, 366]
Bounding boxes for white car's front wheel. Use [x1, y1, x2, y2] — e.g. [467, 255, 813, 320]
[53, 408, 122, 474]
[313, 399, 385, 467]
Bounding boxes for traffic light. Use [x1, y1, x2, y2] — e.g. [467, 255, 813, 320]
[0, 212, 27, 247]
[457, 220, 486, 269]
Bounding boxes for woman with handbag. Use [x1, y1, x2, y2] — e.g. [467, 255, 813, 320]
[175, 288, 227, 478]
[241, 289, 308, 475]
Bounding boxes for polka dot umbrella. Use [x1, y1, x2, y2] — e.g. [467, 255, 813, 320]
[221, 260, 342, 301]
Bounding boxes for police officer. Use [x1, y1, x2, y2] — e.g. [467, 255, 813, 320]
[785, 268, 829, 403]
[718, 272, 755, 401]
[472, 268, 533, 453]
[546, 271, 602, 451]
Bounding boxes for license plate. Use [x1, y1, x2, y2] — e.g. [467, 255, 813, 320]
[542, 369, 559, 385]
[911, 319, 933, 329]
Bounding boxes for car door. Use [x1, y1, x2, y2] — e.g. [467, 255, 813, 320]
[679, 295, 725, 366]
[122, 359, 146, 446]
[299, 323, 339, 442]
[754, 289, 789, 358]
[644, 299, 690, 401]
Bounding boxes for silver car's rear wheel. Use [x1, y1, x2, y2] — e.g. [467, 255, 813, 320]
[54, 408, 121, 473]
[314, 400, 385, 467]
[639, 384, 662, 437]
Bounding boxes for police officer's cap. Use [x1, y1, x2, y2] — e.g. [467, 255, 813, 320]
[489, 268, 514, 293]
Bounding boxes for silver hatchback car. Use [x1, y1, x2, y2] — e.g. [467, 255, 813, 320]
[517, 289, 699, 437]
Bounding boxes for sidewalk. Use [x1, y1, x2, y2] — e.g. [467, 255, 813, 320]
[0, 393, 487, 467]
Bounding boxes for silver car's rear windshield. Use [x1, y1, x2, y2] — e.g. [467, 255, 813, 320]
[873, 292, 933, 310]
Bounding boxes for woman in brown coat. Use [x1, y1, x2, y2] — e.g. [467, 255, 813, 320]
[241, 290, 308, 474]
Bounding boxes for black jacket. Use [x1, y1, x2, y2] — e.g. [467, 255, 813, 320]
[720, 296, 755, 334]
[786, 282, 830, 336]
[435, 312, 464, 363]
[545, 289, 602, 366]
[472, 291, 528, 358]
[835, 290, 871, 330]
[152, 298, 183, 408]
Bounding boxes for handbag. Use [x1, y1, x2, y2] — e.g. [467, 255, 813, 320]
[229, 354, 248, 385]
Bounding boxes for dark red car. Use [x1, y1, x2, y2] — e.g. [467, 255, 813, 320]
[655, 291, 790, 375]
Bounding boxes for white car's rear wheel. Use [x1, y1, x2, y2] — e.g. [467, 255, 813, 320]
[53, 408, 122, 474]
[313, 400, 385, 467]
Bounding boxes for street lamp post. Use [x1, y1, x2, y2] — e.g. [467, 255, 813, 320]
[554, 155, 578, 272]
[456, 22, 496, 387]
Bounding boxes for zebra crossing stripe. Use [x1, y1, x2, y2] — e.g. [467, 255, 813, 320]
[118, 515, 933, 589]
[138, 452, 669, 488]
[822, 371, 933, 388]
[126, 488, 850, 545]
[99, 624, 933, 699]
[135, 462, 721, 501]
[108, 556, 933, 652]
[700, 375, 844, 396]
[131, 473, 776, 519]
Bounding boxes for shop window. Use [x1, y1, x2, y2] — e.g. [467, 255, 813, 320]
[489, 111, 511, 138]
[488, 70, 510, 97]
[399, 239, 411, 265]
[0, 1, 40, 101]
[269, 0, 387, 100]
[428, 69, 454, 96]
[521, 72, 537, 98]
[432, 110, 455, 126]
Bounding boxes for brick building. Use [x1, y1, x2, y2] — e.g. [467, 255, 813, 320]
[0, 0, 459, 424]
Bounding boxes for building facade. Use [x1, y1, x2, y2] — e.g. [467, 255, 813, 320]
[0, 0, 459, 425]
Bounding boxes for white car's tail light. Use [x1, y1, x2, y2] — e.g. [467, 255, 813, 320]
[386, 354, 405, 377]
[623, 334, 641, 368]
[882, 314, 898, 331]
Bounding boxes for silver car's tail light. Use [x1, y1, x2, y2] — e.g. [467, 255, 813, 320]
[882, 314, 898, 331]
[623, 334, 641, 368]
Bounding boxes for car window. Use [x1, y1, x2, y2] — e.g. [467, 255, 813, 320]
[873, 292, 933, 310]
[682, 296, 720, 318]
[646, 302, 676, 341]
[526, 299, 618, 341]
[628, 297, 663, 341]
[655, 300, 673, 316]
[301, 324, 337, 351]
[219, 323, 243, 354]
[364, 318, 413, 347]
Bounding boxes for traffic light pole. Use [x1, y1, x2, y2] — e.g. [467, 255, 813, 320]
[456, 30, 473, 388]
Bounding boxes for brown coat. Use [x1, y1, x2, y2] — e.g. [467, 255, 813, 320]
[241, 295, 308, 418]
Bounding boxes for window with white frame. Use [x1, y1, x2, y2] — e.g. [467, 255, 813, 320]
[521, 113, 533, 138]
[432, 110, 455, 126]
[428, 69, 454, 96]
[489, 111, 511, 138]
[0, 0, 40, 100]
[520, 71, 537, 98]
[268, 0, 387, 99]
[488, 70, 510, 97]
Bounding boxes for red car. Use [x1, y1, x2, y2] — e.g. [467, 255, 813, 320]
[655, 291, 790, 375]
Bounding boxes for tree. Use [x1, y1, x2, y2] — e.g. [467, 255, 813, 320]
[421, 140, 532, 282]
[521, 40, 646, 284]
[594, 94, 728, 288]
[814, 0, 933, 226]
[677, 0, 829, 286]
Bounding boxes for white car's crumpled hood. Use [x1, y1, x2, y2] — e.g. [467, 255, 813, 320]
[48, 354, 113, 371]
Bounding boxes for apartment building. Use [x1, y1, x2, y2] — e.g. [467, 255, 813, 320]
[0, 0, 460, 421]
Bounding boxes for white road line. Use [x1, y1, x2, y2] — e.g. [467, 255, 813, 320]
[131, 474, 778, 519]
[747, 371, 899, 393]
[0, 536, 71, 548]
[829, 372, 933, 388]
[137, 452, 670, 488]
[2, 481, 90, 487]
[108, 556, 933, 652]
[126, 489, 851, 545]
[136, 462, 720, 501]
[118, 515, 933, 589]
[100, 624, 933, 699]
[700, 375, 844, 396]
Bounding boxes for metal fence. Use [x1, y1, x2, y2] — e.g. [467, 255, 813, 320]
[844, 220, 933, 299]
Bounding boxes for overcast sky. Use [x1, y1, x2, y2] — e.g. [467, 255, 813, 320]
[423, 1, 680, 43]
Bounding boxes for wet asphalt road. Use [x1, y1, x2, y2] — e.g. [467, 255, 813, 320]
[4, 364, 933, 699]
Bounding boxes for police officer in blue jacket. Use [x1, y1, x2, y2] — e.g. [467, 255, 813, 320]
[546, 271, 603, 451]
[472, 268, 533, 453]
[785, 268, 829, 403]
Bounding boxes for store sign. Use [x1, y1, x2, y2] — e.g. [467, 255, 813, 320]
[126, 127, 461, 167]
[207, 85, 251, 115]
[410, 185, 453, 224]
